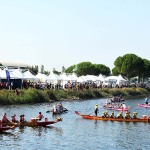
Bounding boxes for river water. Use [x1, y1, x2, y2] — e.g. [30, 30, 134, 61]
[0, 97, 150, 150]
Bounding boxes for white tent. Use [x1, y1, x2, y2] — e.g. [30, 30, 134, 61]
[0, 68, 7, 79]
[97, 74, 106, 81]
[34, 73, 48, 82]
[85, 75, 98, 82]
[23, 70, 35, 80]
[10, 69, 24, 79]
[47, 73, 62, 85]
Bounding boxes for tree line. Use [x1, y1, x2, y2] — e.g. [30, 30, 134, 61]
[29, 53, 150, 82]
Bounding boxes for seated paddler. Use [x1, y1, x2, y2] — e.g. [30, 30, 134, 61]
[132, 112, 138, 119]
[117, 112, 123, 118]
[110, 111, 115, 118]
[2, 113, 9, 123]
[124, 111, 131, 119]
[36, 112, 44, 121]
[11, 114, 18, 123]
[20, 114, 25, 123]
[102, 110, 109, 118]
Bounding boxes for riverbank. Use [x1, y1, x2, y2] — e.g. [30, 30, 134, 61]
[0, 87, 150, 105]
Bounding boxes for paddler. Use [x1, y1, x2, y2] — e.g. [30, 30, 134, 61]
[110, 111, 115, 118]
[20, 114, 25, 123]
[2, 113, 9, 123]
[132, 112, 138, 119]
[94, 104, 99, 116]
[117, 112, 123, 118]
[125, 111, 131, 119]
[11, 114, 18, 123]
[36, 112, 44, 121]
[103, 110, 109, 118]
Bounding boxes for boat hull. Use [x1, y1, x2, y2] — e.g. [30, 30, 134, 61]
[137, 103, 150, 108]
[0, 126, 15, 132]
[75, 111, 150, 123]
[2, 118, 62, 127]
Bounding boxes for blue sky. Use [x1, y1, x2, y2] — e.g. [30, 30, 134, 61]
[0, 0, 150, 72]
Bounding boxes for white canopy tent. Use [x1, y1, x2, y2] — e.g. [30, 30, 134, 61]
[34, 73, 48, 82]
[47, 73, 62, 85]
[23, 70, 35, 80]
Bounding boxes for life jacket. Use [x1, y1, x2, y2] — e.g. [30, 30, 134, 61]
[20, 116, 25, 122]
[12, 116, 16, 122]
[2, 115, 8, 122]
[38, 114, 43, 120]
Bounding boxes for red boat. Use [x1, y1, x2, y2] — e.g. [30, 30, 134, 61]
[75, 111, 150, 123]
[137, 103, 150, 108]
[2, 118, 62, 127]
[0, 126, 15, 132]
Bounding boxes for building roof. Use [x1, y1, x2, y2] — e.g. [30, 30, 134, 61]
[0, 61, 30, 68]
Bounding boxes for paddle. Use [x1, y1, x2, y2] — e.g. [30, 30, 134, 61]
[46, 110, 52, 113]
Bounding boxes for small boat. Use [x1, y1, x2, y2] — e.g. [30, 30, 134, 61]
[137, 103, 150, 108]
[103, 105, 130, 111]
[0, 126, 15, 132]
[46, 108, 68, 115]
[2, 118, 62, 127]
[75, 111, 150, 123]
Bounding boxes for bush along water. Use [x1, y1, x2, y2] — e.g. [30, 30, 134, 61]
[0, 87, 149, 105]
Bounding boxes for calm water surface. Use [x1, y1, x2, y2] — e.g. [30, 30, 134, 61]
[0, 97, 150, 150]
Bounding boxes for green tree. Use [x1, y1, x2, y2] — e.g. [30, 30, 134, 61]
[75, 62, 95, 76]
[53, 68, 61, 75]
[142, 59, 150, 80]
[65, 65, 76, 73]
[112, 53, 144, 81]
[94, 64, 110, 76]
[41, 65, 44, 74]
[30, 65, 38, 75]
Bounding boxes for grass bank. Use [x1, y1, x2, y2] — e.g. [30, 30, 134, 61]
[0, 87, 150, 105]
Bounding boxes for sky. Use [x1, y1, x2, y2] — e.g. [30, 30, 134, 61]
[0, 0, 150, 72]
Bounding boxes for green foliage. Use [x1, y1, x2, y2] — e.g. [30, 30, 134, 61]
[46, 90, 57, 100]
[76, 62, 94, 76]
[65, 62, 110, 76]
[112, 53, 144, 80]
[142, 59, 150, 78]
[94, 64, 110, 76]
[0, 88, 149, 105]
[30, 65, 38, 75]
[65, 65, 76, 73]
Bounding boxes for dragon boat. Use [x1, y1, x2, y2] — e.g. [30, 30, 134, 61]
[103, 104, 130, 111]
[137, 103, 150, 108]
[75, 111, 150, 123]
[1, 118, 62, 127]
[0, 126, 15, 132]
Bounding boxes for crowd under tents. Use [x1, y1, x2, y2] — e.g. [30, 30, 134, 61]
[0, 68, 129, 89]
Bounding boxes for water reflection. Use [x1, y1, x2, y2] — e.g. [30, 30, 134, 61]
[0, 98, 150, 150]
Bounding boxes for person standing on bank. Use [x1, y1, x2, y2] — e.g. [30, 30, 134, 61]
[95, 104, 99, 116]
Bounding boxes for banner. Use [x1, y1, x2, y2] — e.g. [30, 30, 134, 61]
[5, 69, 10, 83]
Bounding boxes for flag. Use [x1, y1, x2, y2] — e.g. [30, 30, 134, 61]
[5, 69, 10, 83]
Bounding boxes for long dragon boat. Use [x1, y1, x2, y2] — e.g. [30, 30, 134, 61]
[1, 118, 62, 127]
[0, 126, 15, 132]
[75, 111, 150, 123]
[137, 103, 150, 108]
